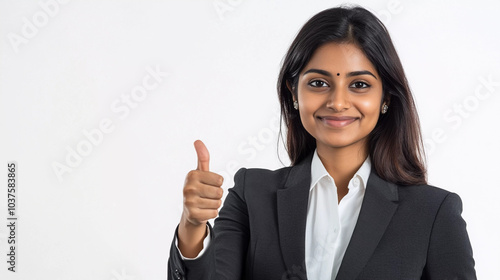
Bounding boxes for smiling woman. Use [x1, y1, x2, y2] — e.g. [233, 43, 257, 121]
[278, 12, 426, 188]
[287, 42, 386, 201]
[168, 4, 477, 280]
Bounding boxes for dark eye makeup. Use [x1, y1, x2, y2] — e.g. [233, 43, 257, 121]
[307, 79, 371, 89]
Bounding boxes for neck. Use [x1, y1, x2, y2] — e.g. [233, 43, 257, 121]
[316, 139, 369, 188]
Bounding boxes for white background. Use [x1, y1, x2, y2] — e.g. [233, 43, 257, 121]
[0, 0, 499, 279]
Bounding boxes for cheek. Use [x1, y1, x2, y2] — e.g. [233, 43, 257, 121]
[358, 98, 381, 116]
[298, 95, 322, 117]
[298, 107, 316, 127]
[297, 99, 321, 135]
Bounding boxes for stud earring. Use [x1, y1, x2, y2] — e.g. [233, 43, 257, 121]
[293, 101, 299, 110]
[381, 104, 388, 114]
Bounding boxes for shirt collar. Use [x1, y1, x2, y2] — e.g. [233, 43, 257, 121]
[310, 148, 371, 191]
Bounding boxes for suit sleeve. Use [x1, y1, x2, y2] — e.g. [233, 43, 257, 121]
[422, 192, 477, 279]
[167, 168, 250, 280]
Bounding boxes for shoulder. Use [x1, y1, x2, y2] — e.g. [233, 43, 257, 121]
[233, 165, 294, 188]
[399, 183, 450, 199]
[229, 165, 295, 199]
[400, 185, 475, 278]
[234, 165, 293, 181]
[398, 183, 459, 201]
[395, 183, 465, 216]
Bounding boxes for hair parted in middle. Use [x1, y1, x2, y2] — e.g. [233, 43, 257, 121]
[276, 4, 427, 186]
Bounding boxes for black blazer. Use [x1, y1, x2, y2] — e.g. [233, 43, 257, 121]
[168, 152, 476, 280]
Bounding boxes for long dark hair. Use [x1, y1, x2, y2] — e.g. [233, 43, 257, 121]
[277, 5, 427, 186]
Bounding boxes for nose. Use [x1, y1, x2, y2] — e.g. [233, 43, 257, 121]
[326, 87, 350, 112]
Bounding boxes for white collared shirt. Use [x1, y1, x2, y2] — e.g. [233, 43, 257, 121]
[305, 148, 371, 279]
[174, 149, 372, 280]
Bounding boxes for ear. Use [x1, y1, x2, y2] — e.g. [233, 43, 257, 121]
[382, 93, 391, 107]
[286, 80, 296, 101]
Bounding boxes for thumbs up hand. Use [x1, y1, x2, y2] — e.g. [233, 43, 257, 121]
[182, 140, 224, 226]
[178, 140, 224, 258]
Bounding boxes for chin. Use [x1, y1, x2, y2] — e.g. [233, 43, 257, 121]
[318, 136, 367, 149]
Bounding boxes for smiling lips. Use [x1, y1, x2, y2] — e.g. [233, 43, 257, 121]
[318, 116, 359, 128]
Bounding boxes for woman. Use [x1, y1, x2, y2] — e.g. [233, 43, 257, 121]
[168, 5, 476, 280]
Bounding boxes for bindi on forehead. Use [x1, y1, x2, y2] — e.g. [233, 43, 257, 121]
[337, 73, 340, 76]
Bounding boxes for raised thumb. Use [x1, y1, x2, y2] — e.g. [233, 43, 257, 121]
[194, 140, 210, 171]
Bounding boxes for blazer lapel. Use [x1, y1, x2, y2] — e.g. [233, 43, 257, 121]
[335, 166, 399, 280]
[277, 152, 314, 275]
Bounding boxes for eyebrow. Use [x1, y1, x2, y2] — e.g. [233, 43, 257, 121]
[303, 69, 378, 80]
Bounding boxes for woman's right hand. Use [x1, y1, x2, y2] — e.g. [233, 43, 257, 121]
[177, 140, 224, 258]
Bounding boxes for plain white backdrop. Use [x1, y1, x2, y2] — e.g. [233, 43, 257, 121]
[0, 0, 499, 279]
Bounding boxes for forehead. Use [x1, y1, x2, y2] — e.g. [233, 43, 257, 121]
[301, 42, 377, 75]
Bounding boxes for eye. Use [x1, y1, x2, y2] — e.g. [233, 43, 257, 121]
[350, 81, 370, 89]
[308, 80, 329, 88]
